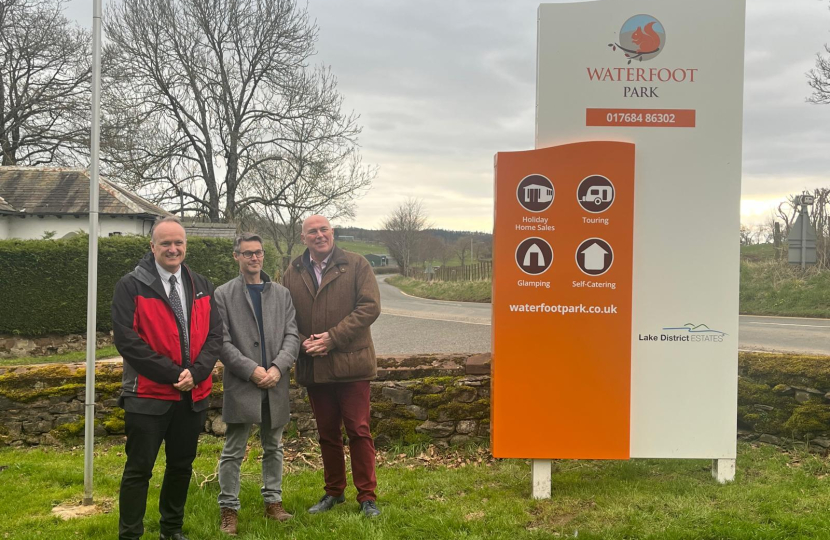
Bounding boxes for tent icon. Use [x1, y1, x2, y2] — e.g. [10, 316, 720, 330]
[523, 243, 546, 267]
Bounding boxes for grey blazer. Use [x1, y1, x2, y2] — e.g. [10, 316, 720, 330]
[214, 272, 300, 425]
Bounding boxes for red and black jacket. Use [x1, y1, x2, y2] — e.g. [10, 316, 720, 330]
[112, 252, 222, 411]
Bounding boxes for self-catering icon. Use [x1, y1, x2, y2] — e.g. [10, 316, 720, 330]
[576, 238, 613, 276]
[517, 174, 555, 213]
[516, 237, 553, 275]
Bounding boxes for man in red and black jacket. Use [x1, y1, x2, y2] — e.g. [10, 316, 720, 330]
[112, 217, 223, 540]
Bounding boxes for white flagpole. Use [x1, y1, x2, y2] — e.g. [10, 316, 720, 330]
[83, 0, 103, 506]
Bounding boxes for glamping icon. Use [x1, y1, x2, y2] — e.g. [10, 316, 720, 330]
[523, 243, 546, 267]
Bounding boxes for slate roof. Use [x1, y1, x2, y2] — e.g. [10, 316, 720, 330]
[0, 195, 16, 214]
[0, 167, 172, 217]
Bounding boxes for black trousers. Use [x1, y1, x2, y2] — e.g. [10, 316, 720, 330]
[118, 400, 206, 540]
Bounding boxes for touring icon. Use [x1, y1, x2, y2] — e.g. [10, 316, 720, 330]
[582, 186, 613, 206]
[577, 175, 615, 213]
[517, 174, 555, 213]
[516, 237, 553, 275]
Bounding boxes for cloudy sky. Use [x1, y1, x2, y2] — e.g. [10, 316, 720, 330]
[64, 0, 830, 232]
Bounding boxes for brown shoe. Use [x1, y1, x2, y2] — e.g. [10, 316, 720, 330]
[264, 501, 293, 521]
[220, 507, 238, 536]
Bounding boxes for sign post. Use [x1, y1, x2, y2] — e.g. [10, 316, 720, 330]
[492, 0, 746, 496]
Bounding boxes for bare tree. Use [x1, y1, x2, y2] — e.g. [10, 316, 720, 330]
[776, 195, 800, 237]
[454, 236, 473, 267]
[437, 239, 454, 267]
[103, 0, 361, 222]
[415, 233, 444, 267]
[0, 0, 91, 165]
[252, 147, 374, 266]
[380, 198, 429, 276]
[808, 2, 830, 104]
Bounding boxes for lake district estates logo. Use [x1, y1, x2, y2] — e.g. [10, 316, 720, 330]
[608, 15, 666, 64]
[639, 323, 727, 344]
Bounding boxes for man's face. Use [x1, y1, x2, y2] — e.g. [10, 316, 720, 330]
[234, 240, 264, 277]
[301, 216, 334, 261]
[150, 221, 187, 273]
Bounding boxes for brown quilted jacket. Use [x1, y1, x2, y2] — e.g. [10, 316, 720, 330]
[282, 246, 381, 386]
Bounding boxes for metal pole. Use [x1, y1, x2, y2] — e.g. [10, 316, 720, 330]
[83, 0, 103, 506]
[801, 202, 807, 271]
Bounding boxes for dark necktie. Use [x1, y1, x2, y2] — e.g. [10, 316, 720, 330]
[168, 274, 190, 367]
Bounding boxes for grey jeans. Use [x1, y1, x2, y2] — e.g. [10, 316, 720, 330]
[218, 403, 286, 510]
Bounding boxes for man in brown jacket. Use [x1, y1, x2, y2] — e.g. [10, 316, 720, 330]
[281, 214, 382, 518]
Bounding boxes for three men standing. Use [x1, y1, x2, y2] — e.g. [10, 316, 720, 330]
[214, 233, 300, 535]
[112, 217, 223, 540]
[282, 215, 383, 518]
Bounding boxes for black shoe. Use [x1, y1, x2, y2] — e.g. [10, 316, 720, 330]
[159, 534, 190, 540]
[308, 493, 345, 514]
[360, 500, 381, 518]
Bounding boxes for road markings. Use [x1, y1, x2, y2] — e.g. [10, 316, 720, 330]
[743, 321, 830, 329]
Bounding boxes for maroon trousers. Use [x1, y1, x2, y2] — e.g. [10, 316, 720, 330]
[306, 380, 377, 502]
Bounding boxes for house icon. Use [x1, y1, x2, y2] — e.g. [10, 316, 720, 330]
[580, 242, 608, 271]
[523, 184, 553, 204]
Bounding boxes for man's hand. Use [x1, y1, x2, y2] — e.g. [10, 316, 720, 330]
[173, 369, 194, 391]
[305, 332, 333, 357]
[257, 366, 281, 389]
[250, 366, 267, 384]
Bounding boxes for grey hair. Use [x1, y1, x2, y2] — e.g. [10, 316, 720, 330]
[150, 216, 184, 241]
[233, 232, 264, 253]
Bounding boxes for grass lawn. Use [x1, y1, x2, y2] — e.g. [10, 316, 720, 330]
[2, 440, 830, 539]
[0, 345, 120, 367]
[387, 275, 492, 303]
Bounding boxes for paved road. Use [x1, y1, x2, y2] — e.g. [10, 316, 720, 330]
[373, 276, 830, 356]
[373, 276, 491, 355]
[739, 315, 830, 356]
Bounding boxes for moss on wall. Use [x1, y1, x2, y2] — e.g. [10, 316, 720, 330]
[103, 408, 125, 433]
[740, 352, 830, 389]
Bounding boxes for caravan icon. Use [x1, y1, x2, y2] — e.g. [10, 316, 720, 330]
[581, 186, 612, 206]
[577, 175, 615, 213]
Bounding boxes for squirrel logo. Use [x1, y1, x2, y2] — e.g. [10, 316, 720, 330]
[608, 15, 665, 64]
[631, 22, 661, 54]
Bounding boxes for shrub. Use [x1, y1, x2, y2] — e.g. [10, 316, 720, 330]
[0, 234, 279, 335]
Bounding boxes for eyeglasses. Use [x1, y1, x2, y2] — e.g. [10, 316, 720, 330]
[238, 250, 264, 259]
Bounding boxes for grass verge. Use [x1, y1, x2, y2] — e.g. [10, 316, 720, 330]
[3, 440, 830, 539]
[740, 259, 830, 318]
[387, 275, 491, 303]
[0, 345, 119, 367]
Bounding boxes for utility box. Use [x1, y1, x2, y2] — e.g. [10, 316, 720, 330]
[787, 199, 818, 267]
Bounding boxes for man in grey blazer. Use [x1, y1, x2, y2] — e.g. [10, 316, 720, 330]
[214, 233, 300, 535]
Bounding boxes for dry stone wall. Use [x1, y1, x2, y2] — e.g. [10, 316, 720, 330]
[0, 332, 113, 359]
[0, 354, 493, 448]
[2, 352, 829, 450]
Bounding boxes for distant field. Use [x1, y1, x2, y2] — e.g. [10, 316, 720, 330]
[272, 239, 388, 260]
[336, 239, 388, 256]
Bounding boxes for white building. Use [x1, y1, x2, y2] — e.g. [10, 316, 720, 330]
[0, 167, 171, 239]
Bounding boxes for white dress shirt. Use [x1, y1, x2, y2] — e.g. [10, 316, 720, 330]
[155, 261, 188, 330]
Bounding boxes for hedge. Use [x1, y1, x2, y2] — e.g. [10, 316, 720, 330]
[0, 235, 279, 336]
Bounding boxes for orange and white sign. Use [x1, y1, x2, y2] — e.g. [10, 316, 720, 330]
[492, 141, 635, 459]
[492, 0, 745, 469]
